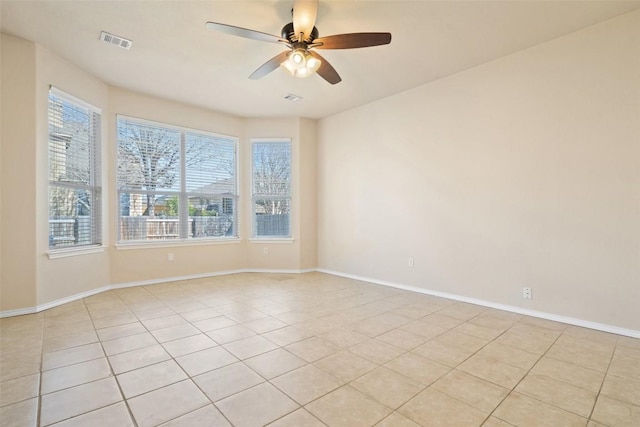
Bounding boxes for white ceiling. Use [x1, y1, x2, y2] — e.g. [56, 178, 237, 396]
[2, 0, 639, 119]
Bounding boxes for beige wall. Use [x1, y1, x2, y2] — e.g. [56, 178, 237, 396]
[107, 88, 246, 285]
[34, 44, 111, 305]
[1, 36, 112, 309]
[299, 118, 318, 270]
[317, 10, 640, 331]
[242, 117, 317, 271]
[0, 35, 317, 310]
[1, 34, 38, 311]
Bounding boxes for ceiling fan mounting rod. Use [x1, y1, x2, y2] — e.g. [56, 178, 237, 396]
[282, 22, 318, 44]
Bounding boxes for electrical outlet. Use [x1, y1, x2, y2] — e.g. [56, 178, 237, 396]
[523, 287, 532, 300]
[263, 247, 269, 255]
[168, 253, 174, 261]
[408, 257, 414, 267]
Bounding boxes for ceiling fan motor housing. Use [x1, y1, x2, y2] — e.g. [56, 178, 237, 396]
[281, 22, 319, 44]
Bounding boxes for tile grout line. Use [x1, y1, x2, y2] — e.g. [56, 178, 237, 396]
[292, 309, 499, 426]
[114, 289, 302, 426]
[37, 313, 44, 427]
[4, 274, 636, 427]
[295, 302, 517, 425]
[111, 289, 199, 427]
[483, 325, 618, 425]
[480, 326, 565, 425]
[394, 311, 519, 426]
[586, 336, 618, 423]
[84, 292, 140, 427]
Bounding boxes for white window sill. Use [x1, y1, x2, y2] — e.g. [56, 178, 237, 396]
[47, 245, 105, 259]
[248, 238, 294, 244]
[116, 237, 241, 250]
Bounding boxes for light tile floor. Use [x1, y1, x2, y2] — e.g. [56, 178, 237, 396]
[1, 272, 639, 426]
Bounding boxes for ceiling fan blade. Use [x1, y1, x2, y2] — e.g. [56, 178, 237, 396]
[249, 51, 290, 80]
[308, 51, 341, 85]
[314, 32, 392, 49]
[293, 0, 318, 42]
[205, 21, 284, 44]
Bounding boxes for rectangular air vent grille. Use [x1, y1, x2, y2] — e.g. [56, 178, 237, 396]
[100, 31, 132, 50]
[284, 93, 303, 102]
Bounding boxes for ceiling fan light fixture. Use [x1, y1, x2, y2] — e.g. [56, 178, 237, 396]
[291, 50, 305, 64]
[307, 56, 321, 70]
[281, 48, 321, 78]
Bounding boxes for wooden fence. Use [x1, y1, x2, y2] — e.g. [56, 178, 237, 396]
[255, 214, 289, 236]
[49, 217, 92, 247]
[119, 216, 233, 240]
[50, 214, 287, 244]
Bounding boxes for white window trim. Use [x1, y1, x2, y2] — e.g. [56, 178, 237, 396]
[116, 237, 240, 250]
[248, 238, 294, 244]
[50, 86, 101, 114]
[47, 245, 106, 259]
[117, 115, 233, 139]
[48, 87, 103, 254]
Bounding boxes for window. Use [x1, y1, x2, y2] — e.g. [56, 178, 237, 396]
[252, 140, 291, 238]
[48, 88, 101, 249]
[116, 116, 237, 242]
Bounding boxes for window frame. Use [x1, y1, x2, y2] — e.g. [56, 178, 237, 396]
[47, 86, 103, 254]
[251, 138, 292, 240]
[115, 115, 239, 245]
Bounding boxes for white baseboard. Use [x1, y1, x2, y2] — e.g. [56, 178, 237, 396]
[0, 286, 111, 319]
[110, 269, 248, 290]
[245, 268, 318, 274]
[3, 267, 639, 340]
[0, 268, 317, 318]
[38, 286, 112, 312]
[0, 285, 111, 319]
[0, 306, 38, 318]
[317, 268, 640, 339]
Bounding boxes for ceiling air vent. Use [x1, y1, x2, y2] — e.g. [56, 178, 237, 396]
[99, 31, 132, 50]
[284, 93, 303, 102]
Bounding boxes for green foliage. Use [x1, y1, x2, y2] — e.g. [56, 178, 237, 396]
[166, 197, 179, 216]
[165, 196, 218, 216]
[189, 205, 218, 216]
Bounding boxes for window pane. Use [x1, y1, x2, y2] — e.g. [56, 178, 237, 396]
[185, 132, 236, 194]
[49, 186, 99, 248]
[253, 141, 291, 237]
[117, 120, 181, 192]
[185, 132, 236, 239]
[49, 94, 96, 185]
[188, 196, 235, 238]
[253, 143, 291, 196]
[119, 192, 179, 241]
[117, 117, 238, 242]
[48, 89, 101, 250]
[254, 198, 290, 237]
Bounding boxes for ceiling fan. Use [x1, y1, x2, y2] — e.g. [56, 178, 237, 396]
[205, 0, 391, 84]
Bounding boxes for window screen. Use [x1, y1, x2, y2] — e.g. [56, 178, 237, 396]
[48, 88, 101, 249]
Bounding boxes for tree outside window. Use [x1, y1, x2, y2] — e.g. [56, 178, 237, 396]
[252, 140, 291, 237]
[117, 117, 237, 241]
